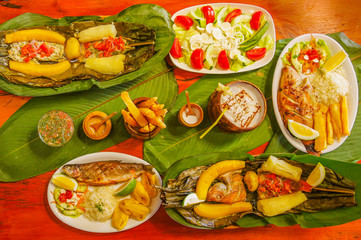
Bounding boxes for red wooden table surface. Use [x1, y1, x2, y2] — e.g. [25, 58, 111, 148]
[1, 0, 361, 239]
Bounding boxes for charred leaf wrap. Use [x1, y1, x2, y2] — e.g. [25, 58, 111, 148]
[160, 158, 357, 229]
[0, 21, 156, 87]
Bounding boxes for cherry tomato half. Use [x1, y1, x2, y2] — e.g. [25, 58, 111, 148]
[201, 5, 215, 24]
[169, 38, 183, 59]
[59, 193, 67, 203]
[246, 48, 267, 61]
[174, 15, 194, 30]
[217, 50, 230, 70]
[224, 9, 242, 23]
[250, 11, 264, 30]
[191, 48, 204, 70]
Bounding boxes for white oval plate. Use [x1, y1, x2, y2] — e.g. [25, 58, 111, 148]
[47, 152, 162, 233]
[272, 33, 359, 154]
[170, 3, 276, 74]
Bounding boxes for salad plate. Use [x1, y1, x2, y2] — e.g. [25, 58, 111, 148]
[170, 3, 276, 74]
[272, 33, 358, 154]
[47, 152, 162, 233]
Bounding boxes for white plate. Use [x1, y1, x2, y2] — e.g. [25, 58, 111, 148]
[47, 152, 162, 233]
[170, 3, 276, 74]
[272, 33, 359, 154]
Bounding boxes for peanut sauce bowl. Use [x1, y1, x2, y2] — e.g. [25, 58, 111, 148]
[207, 80, 267, 133]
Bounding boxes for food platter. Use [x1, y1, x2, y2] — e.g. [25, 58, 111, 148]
[272, 33, 359, 154]
[169, 3, 276, 74]
[47, 152, 162, 233]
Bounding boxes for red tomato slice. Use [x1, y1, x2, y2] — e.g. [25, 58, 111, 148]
[201, 5, 215, 24]
[217, 50, 230, 70]
[174, 15, 194, 30]
[250, 11, 264, 30]
[191, 48, 204, 70]
[246, 48, 267, 61]
[224, 9, 242, 23]
[169, 38, 183, 59]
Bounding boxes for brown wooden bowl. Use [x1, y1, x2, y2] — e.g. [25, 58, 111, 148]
[207, 80, 267, 133]
[124, 97, 163, 140]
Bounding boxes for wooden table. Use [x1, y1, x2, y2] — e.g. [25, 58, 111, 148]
[1, 0, 360, 239]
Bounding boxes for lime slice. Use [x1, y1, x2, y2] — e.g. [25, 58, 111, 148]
[52, 174, 78, 191]
[306, 162, 326, 187]
[288, 119, 319, 140]
[321, 50, 347, 73]
[182, 193, 205, 207]
[114, 178, 137, 197]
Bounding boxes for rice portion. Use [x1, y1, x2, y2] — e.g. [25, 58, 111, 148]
[309, 67, 349, 105]
[84, 187, 118, 222]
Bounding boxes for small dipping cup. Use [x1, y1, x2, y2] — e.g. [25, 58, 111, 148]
[178, 103, 204, 127]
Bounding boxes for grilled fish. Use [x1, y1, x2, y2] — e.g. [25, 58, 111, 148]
[62, 160, 153, 186]
[278, 66, 319, 155]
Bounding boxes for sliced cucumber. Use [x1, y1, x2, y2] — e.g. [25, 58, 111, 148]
[182, 193, 205, 207]
[214, 6, 229, 27]
[204, 44, 214, 70]
[189, 9, 206, 28]
[239, 21, 269, 51]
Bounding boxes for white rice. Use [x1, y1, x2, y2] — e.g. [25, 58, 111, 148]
[309, 67, 349, 105]
[84, 187, 118, 222]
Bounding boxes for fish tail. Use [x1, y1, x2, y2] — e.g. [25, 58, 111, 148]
[303, 140, 320, 156]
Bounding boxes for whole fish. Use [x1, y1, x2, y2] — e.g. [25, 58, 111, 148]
[62, 160, 153, 186]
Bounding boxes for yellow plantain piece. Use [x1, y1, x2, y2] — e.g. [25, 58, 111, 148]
[329, 103, 342, 141]
[244, 171, 259, 192]
[112, 205, 129, 230]
[85, 54, 125, 75]
[121, 92, 148, 127]
[326, 111, 334, 145]
[196, 160, 245, 200]
[131, 180, 150, 206]
[136, 97, 158, 108]
[119, 198, 150, 221]
[121, 109, 140, 128]
[314, 104, 328, 152]
[340, 96, 350, 136]
[5, 29, 66, 44]
[9, 60, 70, 77]
[194, 202, 252, 219]
[141, 172, 157, 198]
[65, 37, 81, 60]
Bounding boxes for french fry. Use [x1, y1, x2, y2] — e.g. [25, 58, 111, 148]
[121, 109, 140, 128]
[121, 91, 148, 127]
[150, 104, 164, 112]
[340, 96, 350, 135]
[153, 108, 168, 117]
[326, 111, 334, 145]
[329, 103, 342, 141]
[148, 116, 166, 129]
[314, 111, 327, 152]
[138, 124, 156, 133]
[136, 97, 158, 108]
[139, 108, 157, 119]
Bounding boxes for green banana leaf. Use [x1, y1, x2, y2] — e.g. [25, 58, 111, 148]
[265, 33, 361, 162]
[162, 152, 361, 229]
[0, 4, 175, 96]
[0, 61, 178, 182]
[144, 33, 361, 174]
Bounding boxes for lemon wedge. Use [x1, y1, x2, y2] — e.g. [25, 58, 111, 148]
[52, 174, 78, 191]
[182, 193, 205, 207]
[321, 50, 347, 73]
[306, 162, 326, 187]
[288, 119, 319, 140]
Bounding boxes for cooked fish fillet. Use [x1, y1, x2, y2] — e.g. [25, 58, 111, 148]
[62, 160, 153, 185]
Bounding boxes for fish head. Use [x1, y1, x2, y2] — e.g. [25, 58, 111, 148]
[62, 165, 80, 178]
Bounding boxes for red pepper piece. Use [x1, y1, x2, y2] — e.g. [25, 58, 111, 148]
[250, 11, 264, 30]
[174, 15, 194, 30]
[201, 5, 215, 24]
[224, 9, 242, 23]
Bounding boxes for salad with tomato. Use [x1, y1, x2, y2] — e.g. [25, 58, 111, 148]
[170, 4, 274, 72]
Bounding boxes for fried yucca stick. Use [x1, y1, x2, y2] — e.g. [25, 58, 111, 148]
[330, 103, 342, 141]
[340, 96, 350, 135]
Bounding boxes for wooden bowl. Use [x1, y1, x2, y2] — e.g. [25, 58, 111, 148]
[124, 97, 163, 140]
[82, 111, 112, 140]
[178, 103, 204, 127]
[207, 81, 267, 133]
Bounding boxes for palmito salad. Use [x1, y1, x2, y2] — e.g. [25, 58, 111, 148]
[170, 5, 274, 71]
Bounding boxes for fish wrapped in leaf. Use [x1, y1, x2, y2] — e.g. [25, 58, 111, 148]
[0, 21, 156, 87]
[160, 157, 357, 228]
